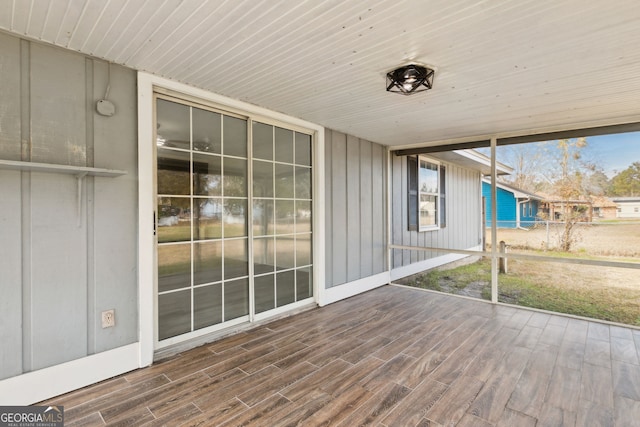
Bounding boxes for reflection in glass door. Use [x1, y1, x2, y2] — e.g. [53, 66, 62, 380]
[155, 96, 313, 344]
[156, 97, 249, 341]
[252, 122, 313, 314]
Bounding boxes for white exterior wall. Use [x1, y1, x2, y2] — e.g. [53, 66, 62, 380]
[0, 33, 139, 404]
[616, 201, 640, 218]
[390, 154, 483, 279]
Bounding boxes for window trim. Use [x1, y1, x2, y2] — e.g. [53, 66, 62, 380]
[139, 72, 324, 359]
[407, 156, 419, 231]
[439, 164, 447, 228]
[418, 157, 440, 231]
[407, 155, 447, 232]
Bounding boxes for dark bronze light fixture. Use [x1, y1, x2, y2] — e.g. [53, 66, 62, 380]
[386, 64, 435, 95]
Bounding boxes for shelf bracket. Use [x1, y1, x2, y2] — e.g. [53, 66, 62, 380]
[76, 172, 88, 227]
[0, 159, 126, 228]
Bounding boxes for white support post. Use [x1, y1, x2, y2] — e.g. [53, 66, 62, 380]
[490, 137, 498, 303]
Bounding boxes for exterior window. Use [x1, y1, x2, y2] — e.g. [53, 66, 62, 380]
[529, 204, 532, 217]
[407, 156, 446, 231]
[419, 159, 439, 229]
[407, 156, 418, 231]
[439, 165, 446, 228]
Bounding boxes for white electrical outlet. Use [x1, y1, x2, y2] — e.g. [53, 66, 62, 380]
[102, 309, 115, 328]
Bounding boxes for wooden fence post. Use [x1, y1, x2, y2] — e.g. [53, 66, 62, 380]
[499, 240, 508, 274]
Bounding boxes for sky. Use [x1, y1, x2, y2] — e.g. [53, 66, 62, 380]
[585, 131, 640, 177]
[481, 131, 640, 178]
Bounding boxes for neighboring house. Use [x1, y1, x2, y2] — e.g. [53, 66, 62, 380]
[591, 196, 618, 219]
[482, 179, 542, 228]
[537, 195, 618, 222]
[613, 197, 640, 218]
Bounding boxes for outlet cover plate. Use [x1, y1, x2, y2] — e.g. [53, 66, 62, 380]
[102, 309, 115, 328]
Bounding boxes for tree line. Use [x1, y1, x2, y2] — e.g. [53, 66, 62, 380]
[496, 138, 638, 251]
[498, 139, 640, 198]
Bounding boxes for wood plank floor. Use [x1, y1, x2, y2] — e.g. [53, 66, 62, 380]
[42, 285, 640, 426]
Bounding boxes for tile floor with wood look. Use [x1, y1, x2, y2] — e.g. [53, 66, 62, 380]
[42, 285, 640, 426]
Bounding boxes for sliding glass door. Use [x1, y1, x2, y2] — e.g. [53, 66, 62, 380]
[154, 95, 312, 344]
[251, 121, 313, 314]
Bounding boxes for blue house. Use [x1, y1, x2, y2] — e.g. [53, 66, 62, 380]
[482, 179, 542, 228]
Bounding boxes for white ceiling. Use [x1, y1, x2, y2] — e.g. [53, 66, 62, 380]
[2, 0, 640, 148]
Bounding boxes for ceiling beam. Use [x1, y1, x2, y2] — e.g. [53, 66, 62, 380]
[394, 140, 490, 156]
[497, 122, 640, 146]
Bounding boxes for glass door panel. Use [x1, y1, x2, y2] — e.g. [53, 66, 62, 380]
[156, 96, 249, 342]
[251, 121, 313, 312]
[155, 98, 313, 344]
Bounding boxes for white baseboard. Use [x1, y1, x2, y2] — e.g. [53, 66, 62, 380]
[320, 271, 390, 306]
[389, 246, 482, 282]
[0, 343, 140, 405]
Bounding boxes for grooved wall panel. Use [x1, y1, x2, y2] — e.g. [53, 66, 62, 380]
[346, 134, 361, 282]
[0, 33, 21, 160]
[0, 32, 138, 380]
[371, 144, 386, 274]
[0, 170, 23, 379]
[391, 154, 482, 270]
[329, 131, 347, 286]
[324, 129, 386, 288]
[30, 43, 86, 166]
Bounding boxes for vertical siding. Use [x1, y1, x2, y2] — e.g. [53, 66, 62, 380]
[346, 135, 361, 282]
[324, 129, 387, 288]
[0, 33, 23, 380]
[482, 182, 518, 228]
[324, 130, 334, 287]
[359, 140, 373, 278]
[496, 188, 517, 227]
[391, 155, 404, 269]
[92, 61, 138, 354]
[391, 155, 482, 269]
[0, 34, 21, 160]
[29, 43, 89, 370]
[0, 33, 138, 380]
[371, 144, 386, 274]
[0, 170, 23, 379]
[329, 132, 348, 285]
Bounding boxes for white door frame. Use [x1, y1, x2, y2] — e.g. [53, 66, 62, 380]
[137, 72, 325, 366]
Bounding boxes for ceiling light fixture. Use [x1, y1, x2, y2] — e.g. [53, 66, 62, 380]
[386, 64, 435, 95]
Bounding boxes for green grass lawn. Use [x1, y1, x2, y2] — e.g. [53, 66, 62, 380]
[403, 259, 640, 326]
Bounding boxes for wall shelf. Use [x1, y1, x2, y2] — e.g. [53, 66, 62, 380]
[0, 159, 127, 177]
[0, 159, 127, 227]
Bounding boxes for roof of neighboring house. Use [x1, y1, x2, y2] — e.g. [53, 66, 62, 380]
[590, 196, 617, 208]
[536, 195, 624, 207]
[424, 149, 512, 176]
[482, 179, 543, 200]
[534, 191, 593, 204]
[612, 197, 640, 203]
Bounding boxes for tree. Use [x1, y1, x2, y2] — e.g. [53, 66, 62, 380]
[547, 138, 589, 252]
[609, 162, 640, 196]
[494, 137, 612, 251]
[584, 170, 610, 196]
[497, 144, 546, 192]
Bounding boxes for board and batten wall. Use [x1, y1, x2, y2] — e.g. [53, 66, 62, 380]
[323, 129, 387, 294]
[0, 33, 138, 382]
[390, 154, 483, 277]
